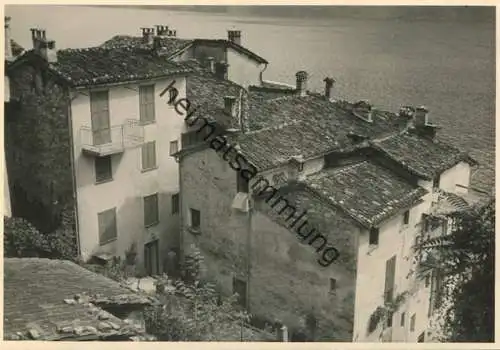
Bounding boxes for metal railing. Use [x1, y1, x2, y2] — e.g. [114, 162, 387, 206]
[80, 119, 144, 156]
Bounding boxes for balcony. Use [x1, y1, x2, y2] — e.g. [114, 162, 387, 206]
[80, 119, 144, 157]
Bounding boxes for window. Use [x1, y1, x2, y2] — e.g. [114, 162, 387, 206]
[168, 89, 177, 105]
[410, 314, 416, 332]
[172, 193, 179, 214]
[190, 208, 201, 230]
[400, 312, 405, 327]
[232, 277, 247, 308]
[386, 311, 394, 328]
[139, 85, 155, 124]
[170, 140, 179, 155]
[90, 90, 111, 146]
[329, 278, 337, 292]
[144, 193, 159, 227]
[142, 141, 157, 171]
[384, 255, 396, 303]
[403, 210, 410, 225]
[432, 175, 440, 189]
[425, 274, 430, 287]
[95, 156, 112, 183]
[369, 227, 379, 245]
[98, 208, 117, 245]
[237, 172, 249, 193]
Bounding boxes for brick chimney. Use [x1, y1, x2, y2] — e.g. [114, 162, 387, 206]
[30, 28, 57, 63]
[227, 30, 241, 46]
[295, 71, 308, 97]
[5, 17, 12, 60]
[414, 106, 429, 127]
[224, 96, 237, 117]
[323, 77, 335, 100]
[141, 27, 155, 45]
[215, 61, 229, 80]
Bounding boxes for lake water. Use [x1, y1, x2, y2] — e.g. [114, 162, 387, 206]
[6, 5, 495, 190]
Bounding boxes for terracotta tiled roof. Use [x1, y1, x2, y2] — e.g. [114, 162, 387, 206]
[4, 258, 154, 340]
[229, 97, 408, 170]
[9, 47, 193, 88]
[101, 35, 268, 64]
[10, 39, 24, 57]
[186, 70, 246, 129]
[304, 161, 428, 227]
[101, 35, 193, 58]
[371, 132, 478, 180]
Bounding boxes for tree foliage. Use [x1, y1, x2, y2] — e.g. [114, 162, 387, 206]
[144, 247, 251, 341]
[418, 198, 494, 342]
[4, 214, 77, 260]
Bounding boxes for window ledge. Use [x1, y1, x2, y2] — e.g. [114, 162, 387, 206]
[140, 120, 156, 126]
[145, 222, 159, 229]
[141, 166, 158, 173]
[99, 237, 117, 246]
[367, 244, 378, 255]
[95, 178, 114, 185]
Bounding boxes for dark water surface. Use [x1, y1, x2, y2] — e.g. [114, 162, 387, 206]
[6, 5, 495, 190]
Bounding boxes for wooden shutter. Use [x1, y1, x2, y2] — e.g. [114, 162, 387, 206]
[140, 85, 155, 123]
[142, 142, 156, 170]
[144, 194, 159, 227]
[384, 255, 396, 303]
[98, 208, 116, 245]
[90, 91, 111, 145]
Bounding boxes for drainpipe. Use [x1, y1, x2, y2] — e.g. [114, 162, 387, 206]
[259, 63, 268, 86]
[67, 88, 81, 258]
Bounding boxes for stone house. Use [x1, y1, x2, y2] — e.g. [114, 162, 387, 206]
[5, 26, 194, 274]
[174, 71, 479, 341]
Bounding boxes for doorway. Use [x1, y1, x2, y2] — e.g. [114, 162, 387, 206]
[144, 240, 160, 276]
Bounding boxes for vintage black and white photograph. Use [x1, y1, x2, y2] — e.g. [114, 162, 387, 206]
[3, 4, 495, 343]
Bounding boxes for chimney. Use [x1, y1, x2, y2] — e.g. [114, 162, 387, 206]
[414, 106, 429, 127]
[141, 27, 155, 45]
[31, 28, 57, 63]
[224, 96, 237, 117]
[227, 30, 241, 46]
[295, 71, 308, 97]
[215, 61, 229, 80]
[5, 17, 12, 60]
[155, 24, 169, 37]
[323, 77, 335, 100]
[207, 57, 215, 73]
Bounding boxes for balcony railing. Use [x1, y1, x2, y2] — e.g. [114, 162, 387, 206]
[80, 119, 144, 157]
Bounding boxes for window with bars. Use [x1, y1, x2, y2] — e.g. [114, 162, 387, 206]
[144, 193, 159, 227]
[139, 85, 155, 124]
[95, 156, 112, 183]
[98, 208, 117, 245]
[142, 141, 157, 171]
[403, 210, 410, 225]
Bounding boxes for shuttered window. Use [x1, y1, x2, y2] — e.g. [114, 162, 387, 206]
[144, 193, 159, 227]
[142, 141, 157, 171]
[384, 255, 396, 303]
[172, 193, 179, 214]
[139, 85, 155, 124]
[98, 208, 117, 245]
[90, 90, 111, 146]
[170, 140, 179, 155]
[410, 314, 416, 332]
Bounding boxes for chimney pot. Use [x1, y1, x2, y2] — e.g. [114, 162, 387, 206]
[414, 106, 429, 126]
[323, 77, 335, 100]
[224, 96, 237, 117]
[295, 71, 308, 97]
[207, 57, 215, 73]
[227, 30, 242, 46]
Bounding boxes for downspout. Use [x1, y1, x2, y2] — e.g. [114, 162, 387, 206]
[246, 194, 253, 313]
[67, 88, 81, 258]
